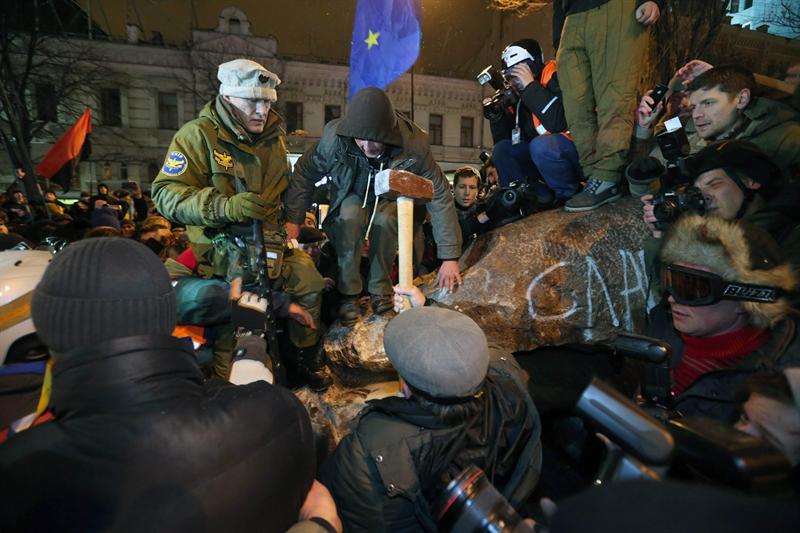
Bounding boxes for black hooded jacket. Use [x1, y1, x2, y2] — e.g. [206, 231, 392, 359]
[318, 348, 542, 532]
[286, 91, 462, 260]
[0, 334, 316, 533]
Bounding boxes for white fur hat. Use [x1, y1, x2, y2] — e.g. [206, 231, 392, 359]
[217, 59, 280, 102]
[660, 215, 796, 328]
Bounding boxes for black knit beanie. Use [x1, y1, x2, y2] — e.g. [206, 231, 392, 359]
[31, 238, 177, 354]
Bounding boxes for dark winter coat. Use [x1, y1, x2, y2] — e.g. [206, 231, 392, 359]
[0, 334, 316, 533]
[487, 64, 568, 145]
[318, 348, 542, 532]
[456, 201, 488, 251]
[285, 114, 462, 260]
[646, 305, 800, 423]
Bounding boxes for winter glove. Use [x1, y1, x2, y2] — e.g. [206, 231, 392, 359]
[231, 292, 268, 333]
[223, 192, 268, 222]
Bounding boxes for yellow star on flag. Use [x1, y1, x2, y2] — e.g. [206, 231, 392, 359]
[365, 29, 380, 50]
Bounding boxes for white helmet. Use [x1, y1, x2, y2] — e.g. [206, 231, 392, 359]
[0, 250, 52, 366]
[501, 45, 534, 70]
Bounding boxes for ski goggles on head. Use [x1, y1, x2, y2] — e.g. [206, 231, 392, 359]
[660, 263, 781, 306]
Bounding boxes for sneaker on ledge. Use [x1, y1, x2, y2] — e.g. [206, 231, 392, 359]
[564, 177, 622, 212]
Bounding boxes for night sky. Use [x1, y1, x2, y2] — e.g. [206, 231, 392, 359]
[75, 0, 553, 79]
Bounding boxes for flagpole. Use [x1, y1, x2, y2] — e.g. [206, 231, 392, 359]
[410, 64, 415, 122]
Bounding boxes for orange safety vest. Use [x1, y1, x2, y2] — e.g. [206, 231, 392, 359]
[531, 61, 573, 141]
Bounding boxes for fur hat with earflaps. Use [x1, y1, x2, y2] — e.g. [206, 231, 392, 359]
[660, 215, 796, 328]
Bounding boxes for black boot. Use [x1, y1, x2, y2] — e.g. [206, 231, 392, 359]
[292, 343, 333, 392]
[370, 293, 394, 315]
[338, 294, 360, 327]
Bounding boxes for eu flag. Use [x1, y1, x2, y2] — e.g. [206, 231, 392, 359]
[348, 0, 421, 100]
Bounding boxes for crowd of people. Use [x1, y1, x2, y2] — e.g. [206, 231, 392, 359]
[2, 0, 800, 530]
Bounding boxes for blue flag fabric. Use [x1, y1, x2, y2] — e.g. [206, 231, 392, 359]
[348, 0, 421, 100]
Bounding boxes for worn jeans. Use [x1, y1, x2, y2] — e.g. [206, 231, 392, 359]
[492, 134, 583, 200]
[326, 193, 420, 297]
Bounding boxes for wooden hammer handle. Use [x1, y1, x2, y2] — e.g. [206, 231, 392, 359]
[397, 196, 414, 311]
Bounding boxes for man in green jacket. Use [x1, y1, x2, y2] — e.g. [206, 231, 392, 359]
[635, 63, 800, 174]
[285, 87, 462, 326]
[152, 59, 329, 390]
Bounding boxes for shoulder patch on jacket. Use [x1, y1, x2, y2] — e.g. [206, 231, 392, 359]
[162, 151, 188, 176]
[213, 149, 234, 170]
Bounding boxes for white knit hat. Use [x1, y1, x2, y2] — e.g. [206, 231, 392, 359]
[217, 59, 280, 102]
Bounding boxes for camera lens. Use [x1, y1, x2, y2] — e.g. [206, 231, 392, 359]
[653, 198, 677, 223]
[501, 189, 518, 209]
[435, 465, 527, 533]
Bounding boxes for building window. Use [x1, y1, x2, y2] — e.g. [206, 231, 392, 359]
[743, 0, 752, 9]
[100, 88, 121, 126]
[35, 83, 58, 122]
[729, 0, 739, 13]
[460, 116, 474, 147]
[429, 114, 443, 145]
[324, 104, 341, 124]
[158, 92, 179, 130]
[284, 102, 303, 133]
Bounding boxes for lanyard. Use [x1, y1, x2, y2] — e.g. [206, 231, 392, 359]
[514, 99, 523, 129]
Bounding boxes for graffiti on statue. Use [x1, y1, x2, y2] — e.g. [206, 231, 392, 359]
[526, 248, 648, 339]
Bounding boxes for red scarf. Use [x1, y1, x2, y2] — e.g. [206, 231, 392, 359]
[674, 327, 769, 394]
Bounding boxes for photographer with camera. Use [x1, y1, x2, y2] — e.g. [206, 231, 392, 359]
[319, 302, 542, 533]
[481, 39, 581, 208]
[645, 215, 799, 423]
[634, 63, 800, 173]
[640, 141, 800, 294]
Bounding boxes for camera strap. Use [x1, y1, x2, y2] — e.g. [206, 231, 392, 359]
[511, 100, 523, 145]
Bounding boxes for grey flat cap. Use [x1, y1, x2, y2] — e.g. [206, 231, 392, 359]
[383, 307, 489, 398]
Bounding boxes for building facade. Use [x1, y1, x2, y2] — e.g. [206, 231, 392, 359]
[3, 7, 492, 194]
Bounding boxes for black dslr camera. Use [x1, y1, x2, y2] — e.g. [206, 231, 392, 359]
[651, 183, 705, 230]
[477, 65, 519, 122]
[649, 118, 705, 230]
[485, 180, 537, 227]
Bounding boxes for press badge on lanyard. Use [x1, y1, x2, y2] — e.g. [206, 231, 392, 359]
[511, 100, 523, 145]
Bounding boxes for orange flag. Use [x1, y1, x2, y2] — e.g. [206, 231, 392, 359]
[35, 108, 92, 178]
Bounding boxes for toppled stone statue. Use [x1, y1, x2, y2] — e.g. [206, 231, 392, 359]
[439, 196, 651, 351]
[300, 197, 651, 449]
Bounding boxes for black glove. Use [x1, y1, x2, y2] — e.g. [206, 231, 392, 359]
[231, 292, 267, 333]
[233, 335, 269, 365]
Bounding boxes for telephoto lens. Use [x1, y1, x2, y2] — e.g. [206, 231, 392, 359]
[435, 465, 532, 533]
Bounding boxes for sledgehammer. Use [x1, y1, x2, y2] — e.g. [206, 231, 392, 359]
[375, 169, 433, 311]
